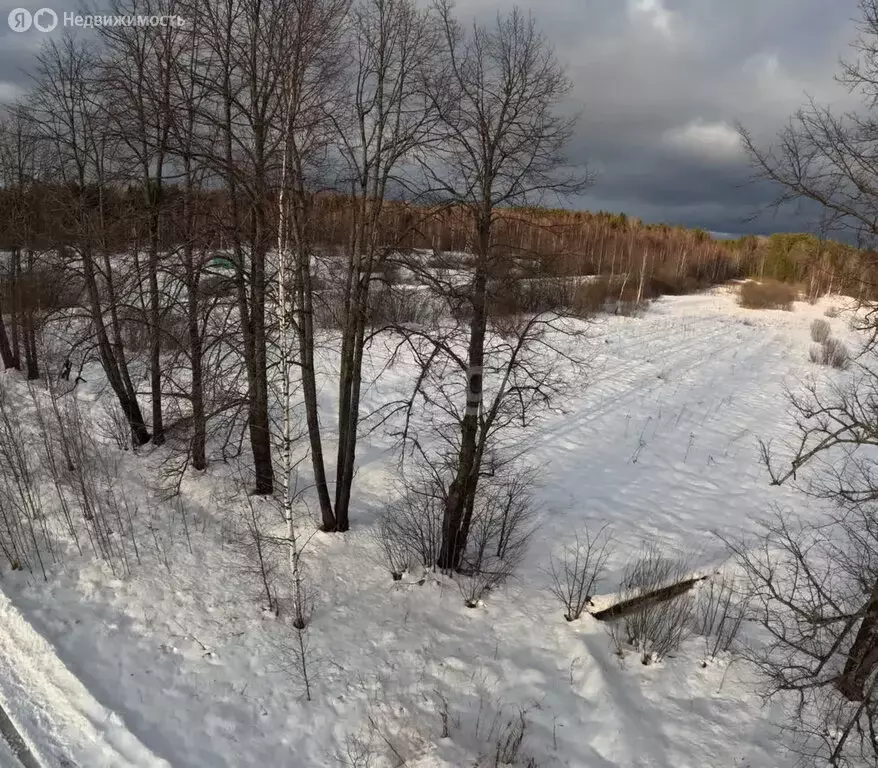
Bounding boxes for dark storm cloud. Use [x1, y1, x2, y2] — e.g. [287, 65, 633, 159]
[457, 0, 864, 233]
[0, 0, 866, 233]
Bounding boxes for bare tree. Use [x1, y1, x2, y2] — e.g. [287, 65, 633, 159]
[164, 10, 217, 471]
[280, 0, 350, 529]
[97, 0, 188, 446]
[27, 35, 151, 445]
[0, 106, 44, 378]
[411, 2, 587, 570]
[738, 7, 878, 756]
[739, 0, 878, 265]
[193, 0, 299, 493]
[723, 507, 878, 766]
[327, 0, 439, 531]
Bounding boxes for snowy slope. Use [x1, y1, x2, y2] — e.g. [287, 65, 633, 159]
[0, 288, 857, 767]
[0, 590, 170, 767]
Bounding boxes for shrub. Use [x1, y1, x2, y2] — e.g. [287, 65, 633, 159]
[378, 475, 445, 571]
[824, 305, 841, 318]
[810, 318, 831, 343]
[573, 276, 655, 316]
[810, 337, 850, 369]
[436, 693, 540, 768]
[486, 277, 573, 318]
[648, 266, 700, 296]
[548, 525, 613, 621]
[572, 277, 615, 314]
[0, 267, 84, 313]
[367, 285, 443, 327]
[374, 516, 412, 581]
[825, 337, 850, 369]
[458, 467, 536, 608]
[694, 576, 747, 661]
[739, 280, 796, 310]
[608, 544, 695, 664]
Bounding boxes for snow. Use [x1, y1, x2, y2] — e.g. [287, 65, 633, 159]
[0, 287, 859, 767]
[0, 588, 169, 767]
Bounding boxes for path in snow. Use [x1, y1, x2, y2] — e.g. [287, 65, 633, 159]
[0, 589, 170, 768]
[0, 700, 41, 768]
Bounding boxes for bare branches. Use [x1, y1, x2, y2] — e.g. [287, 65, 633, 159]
[721, 505, 878, 766]
[608, 544, 695, 665]
[456, 462, 537, 608]
[547, 524, 613, 622]
[694, 575, 748, 661]
[424, 1, 589, 210]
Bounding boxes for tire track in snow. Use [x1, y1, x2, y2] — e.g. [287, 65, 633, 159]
[539, 318, 736, 444]
[0, 589, 171, 768]
[0, 702, 41, 768]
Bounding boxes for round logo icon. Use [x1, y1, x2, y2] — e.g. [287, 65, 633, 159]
[33, 8, 57, 32]
[7, 8, 32, 31]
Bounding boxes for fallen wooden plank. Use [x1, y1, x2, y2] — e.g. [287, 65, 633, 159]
[591, 575, 708, 621]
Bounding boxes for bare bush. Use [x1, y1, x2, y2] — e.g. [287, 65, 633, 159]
[97, 398, 135, 451]
[437, 691, 540, 768]
[572, 276, 656, 316]
[811, 336, 850, 369]
[825, 305, 841, 318]
[368, 285, 444, 328]
[457, 467, 537, 608]
[487, 276, 580, 319]
[59, 395, 139, 575]
[694, 575, 747, 661]
[0, 384, 52, 578]
[237, 484, 281, 613]
[811, 318, 831, 343]
[548, 524, 613, 621]
[29, 384, 81, 554]
[648, 266, 703, 296]
[265, 511, 318, 702]
[610, 544, 695, 664]
[374, 516, 412, 581]
[572, 277, 616, 314]
[739, 280, 796, 310]
[826, 337, 851, 369]
[479, 709, 531, 767]
[378, 474, 445, 571]
[809, 343, 827, 365]
[335, 699, 428, 768]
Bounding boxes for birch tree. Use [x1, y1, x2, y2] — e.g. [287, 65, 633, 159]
[417, 1, 586, 570]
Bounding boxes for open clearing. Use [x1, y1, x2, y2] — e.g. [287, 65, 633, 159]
[0, 288, 853, 767]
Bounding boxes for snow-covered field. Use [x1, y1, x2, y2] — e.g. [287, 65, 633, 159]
[0, 288, 858, 767]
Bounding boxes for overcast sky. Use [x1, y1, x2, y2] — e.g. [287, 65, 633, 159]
[0, 0, 866, 234]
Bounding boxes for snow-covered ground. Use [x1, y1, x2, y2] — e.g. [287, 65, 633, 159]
[0, 288, 858, 767]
